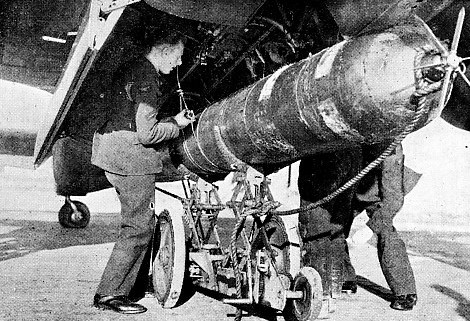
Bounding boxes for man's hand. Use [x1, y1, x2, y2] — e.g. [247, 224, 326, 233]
[174, 109, 195, 128]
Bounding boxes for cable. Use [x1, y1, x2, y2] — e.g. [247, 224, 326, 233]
[176, 66, 196, 134]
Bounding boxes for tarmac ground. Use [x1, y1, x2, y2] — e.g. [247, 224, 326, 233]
[0, 210, 470, 321]
[0, 155, 469, 321]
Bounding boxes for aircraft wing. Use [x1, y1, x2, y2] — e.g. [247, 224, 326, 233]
[32, 0, 470, 169]
[145, 0, 266, 26]
[326, 0, 456, 37]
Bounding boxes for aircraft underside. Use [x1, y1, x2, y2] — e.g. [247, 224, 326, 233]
[30, 0, 467, 222]
[1, 1, 467, 319]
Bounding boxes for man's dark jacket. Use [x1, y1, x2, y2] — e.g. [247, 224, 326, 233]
[92, 57, 180, 175]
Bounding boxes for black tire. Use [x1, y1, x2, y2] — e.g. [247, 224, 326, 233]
[58, 200, 90, 228]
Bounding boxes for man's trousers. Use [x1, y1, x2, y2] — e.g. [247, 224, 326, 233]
[298, 148, 361, 297]
[354, 143, 416, 296]
[96, 172, 156, 296]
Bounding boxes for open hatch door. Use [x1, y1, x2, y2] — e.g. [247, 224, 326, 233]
[33, 1, 124, 167]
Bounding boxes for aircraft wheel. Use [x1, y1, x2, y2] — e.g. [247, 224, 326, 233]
[58, 200, 90, 228]
[152, 209, 188, 308]
[284, 267, 323, 321]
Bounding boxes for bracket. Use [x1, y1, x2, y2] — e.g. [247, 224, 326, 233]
[100, 0, 141, 14]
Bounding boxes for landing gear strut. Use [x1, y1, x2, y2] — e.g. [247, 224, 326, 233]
[58, 196, 91, 228]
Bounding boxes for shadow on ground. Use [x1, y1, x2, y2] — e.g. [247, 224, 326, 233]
[0, 215, 120, 261]
[401, 231, 470, 272]
[431, 284, 470, 321]
[356, 275, 395, 302]
[0, 216, 244, 262]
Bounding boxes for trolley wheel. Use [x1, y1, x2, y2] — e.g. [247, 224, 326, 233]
[251, 214, 291, 274]
[284, 267, 323, 321]
[264, 214, 291, 274]
[58, 200, 90, 228]
[153, 209, 188, 308]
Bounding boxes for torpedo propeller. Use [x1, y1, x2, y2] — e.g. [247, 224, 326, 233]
[415, 7, 470, 111]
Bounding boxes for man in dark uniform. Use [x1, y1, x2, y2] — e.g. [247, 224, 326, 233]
[297, 148, 362, 317]
[351, 142, 418, 311]
[91, 31, 194, 314]
[299, 142, 418, 315]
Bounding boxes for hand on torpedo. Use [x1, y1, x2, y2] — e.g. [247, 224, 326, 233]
[174, 109, 196, 128]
